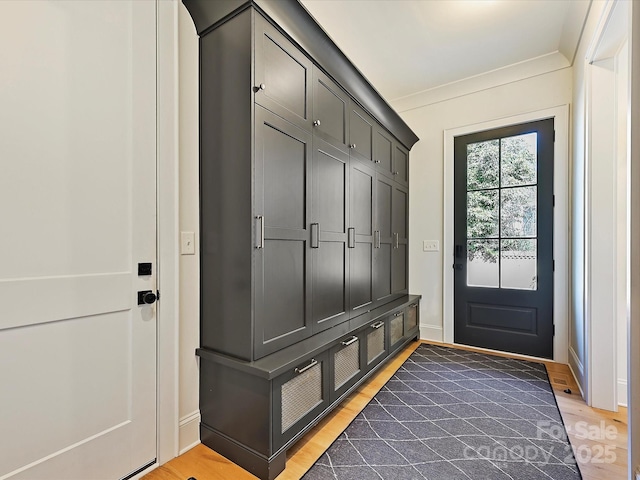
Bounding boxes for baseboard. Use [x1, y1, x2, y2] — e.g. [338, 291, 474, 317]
[179, 411, 201, 455]
[568, 346, 585, 398]
[618, 379, 628, 407]
[419, 324, 443, 342]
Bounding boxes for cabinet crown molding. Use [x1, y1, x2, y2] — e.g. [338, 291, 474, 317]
[182, 0, 420, 150]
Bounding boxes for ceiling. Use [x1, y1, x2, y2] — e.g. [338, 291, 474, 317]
[300, 0, 591, 103]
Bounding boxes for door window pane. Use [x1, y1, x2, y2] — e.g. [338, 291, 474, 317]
[501, 239, 537, 290]
[501, 133, 537, 187]
[501, 186, 536, 237]
[467, 240, 498, 288]
[467, 140, 499, 190]
[467, 190, 498, 238]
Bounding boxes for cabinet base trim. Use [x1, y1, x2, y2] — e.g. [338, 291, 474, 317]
[200, 424, 286, 480]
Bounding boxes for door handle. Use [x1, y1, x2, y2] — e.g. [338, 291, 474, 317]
[374, 230, 380, 249]
[294, 358, 318, 374]
[455, 244, 464, 258]
[138, 290, 158, 305]
[311, 223, 319, 248]
[341, 336, 358, 346]
[256, 215, 264, 249]
[393, 232, 399, 249]
[348, 227, 355, 248]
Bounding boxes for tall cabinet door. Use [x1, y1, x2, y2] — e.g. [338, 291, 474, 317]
[254, 107, 312, 359]
[254, 14, 313, 131]
[312, 138, 350, 333]
[349, 159, 375, 312]
[391, 183, 409, 295]
[373, 175, 393, 303]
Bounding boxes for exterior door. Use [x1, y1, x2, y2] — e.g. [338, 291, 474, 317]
[454, 119, 554, 358]
[0, 2, 157, 479]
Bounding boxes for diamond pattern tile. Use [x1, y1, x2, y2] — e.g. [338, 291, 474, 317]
[302, 344, 581, 479]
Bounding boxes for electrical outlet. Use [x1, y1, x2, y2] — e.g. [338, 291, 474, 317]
[423, 240, 439, 252]
[181, 231, 196, 255]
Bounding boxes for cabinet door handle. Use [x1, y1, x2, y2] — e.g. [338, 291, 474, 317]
[342, 336, 358, 346]
[311, 223, 319, 248]
[350, 143, 356, 149]
[294, 358, 318, 374]
[395, 311, 403, 317]
[348, 227, 355, 248]
[374, 230, 381, 248]
[393, 232, 399, 249]
[374, 159, 380, 164]
[256, 215, 264, 249]
[371, 321, 384, 329]
[258, 83, 266, 91]
[313, 119, 321, 127]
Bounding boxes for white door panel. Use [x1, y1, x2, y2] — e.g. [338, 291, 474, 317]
[0, 1, 157, 479]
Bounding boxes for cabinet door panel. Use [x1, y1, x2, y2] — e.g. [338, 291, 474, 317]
[313, 68, 348, 149]
[350, 164, 373, 236]
[374, 128, 393, 177]
[263, 123, 307, 230]
[349, 105, 373, 161]
[263, 239, 307, 341]
[374, 176, 393, 302]
[392, 244, 407, 294]
[255, 107, 312, 358]
[350, 242, 373, 309]
[373, 244, 391, 301]
[312, 140, 349, 333]
[255, 14, 312, 131]
[316, 146, 347, 233]
[349, 161, 375, 311]
[313, 242, 348, 326]
[392, 186, 407, 238]
[394, 144, 409, 185]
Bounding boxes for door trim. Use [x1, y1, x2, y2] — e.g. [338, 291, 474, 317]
[442, 105, 569, 363]
[156, 0, 180, 470]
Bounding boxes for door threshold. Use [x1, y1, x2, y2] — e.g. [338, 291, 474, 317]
[419, 339, 558, 365]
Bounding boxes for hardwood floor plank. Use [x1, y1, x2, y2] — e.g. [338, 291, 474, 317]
[143, 340, 628, 480]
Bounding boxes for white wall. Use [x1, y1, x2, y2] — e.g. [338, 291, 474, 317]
[392, 68, 572, 346]
[570, 0, 628, 405]
[177, 4, 200, 453]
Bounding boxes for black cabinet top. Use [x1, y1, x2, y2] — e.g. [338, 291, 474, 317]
[182, 0, 420, 150]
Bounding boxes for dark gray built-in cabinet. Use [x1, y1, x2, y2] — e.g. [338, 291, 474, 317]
[182, 1, 420, 478]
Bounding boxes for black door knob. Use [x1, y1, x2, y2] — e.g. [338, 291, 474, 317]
[138, 290, 157, 305]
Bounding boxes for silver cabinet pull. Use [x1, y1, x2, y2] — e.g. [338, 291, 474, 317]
[395, 311, 403, 317]
[294, 358, 318, 374]
[371, 321, 384, 329]
[374, 230, 381, 249]
[259, 83, 266, 90]
[393, 232, 399, 249]
[256, 215, 264, 249]
[342, 336, 358, 346]
[350, 143, 356, 149]
[311, 223, 319, 248]
[348, 227, 355, 248]
[313, 120, 321, 127]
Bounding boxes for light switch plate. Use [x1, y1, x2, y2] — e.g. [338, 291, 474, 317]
[181, 231, 196, 255]
[423, 240, 439, 252]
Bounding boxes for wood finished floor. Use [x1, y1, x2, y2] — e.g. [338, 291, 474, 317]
[143, 340, 628, 480]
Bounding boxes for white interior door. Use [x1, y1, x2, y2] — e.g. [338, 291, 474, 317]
[0, 1, 157, 479]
